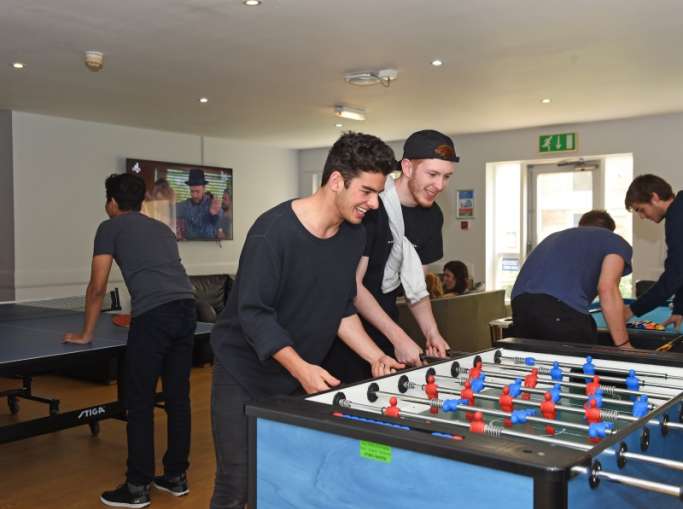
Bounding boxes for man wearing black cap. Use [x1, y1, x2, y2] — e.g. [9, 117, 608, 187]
[324, 129, 458, 383]
[176, 168, 222, 240]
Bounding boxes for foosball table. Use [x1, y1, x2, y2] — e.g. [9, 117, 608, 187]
[246, 339, 683, 508]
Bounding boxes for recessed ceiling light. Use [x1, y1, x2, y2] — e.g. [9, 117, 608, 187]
[199, 97, 208, 103]
[243, 0, 261, 5]
[541, 98, 552, 104]
[431, 59, 444, 67]
[12, 62, 24, 69]
[335, 123, 343, 128]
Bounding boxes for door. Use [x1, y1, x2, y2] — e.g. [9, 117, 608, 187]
[527, 160, 602, 253]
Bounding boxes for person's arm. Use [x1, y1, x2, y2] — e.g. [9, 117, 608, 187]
[337, 314, 405, 377]
[353, 256, 424, 365]
[598, 254, 632, 349]
[407, 292, 449, 357]
[64, 254, 113, 344]
[273, 346, 340, 394]
[630, 216, 683, 317]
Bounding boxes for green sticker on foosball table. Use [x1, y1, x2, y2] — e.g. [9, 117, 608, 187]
[359, 440, 392, 463]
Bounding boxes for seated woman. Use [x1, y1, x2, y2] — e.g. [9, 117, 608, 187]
[442, 260, 470, 295]
[425, 272, 444, 299]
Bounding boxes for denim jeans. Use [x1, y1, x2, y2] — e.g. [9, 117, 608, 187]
[124, 299, 196, 485]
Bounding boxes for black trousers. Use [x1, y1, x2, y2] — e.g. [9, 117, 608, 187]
[209, 362, 251, 509]
[125, 299, 196, 486]
[511, 293, 597, 344]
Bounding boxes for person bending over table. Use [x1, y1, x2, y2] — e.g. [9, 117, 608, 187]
[510, 210, 633, 348]
[624, 174, 683, 330]
[323, 130, 458, 384]
[65, 173, 197, 508]
[208, 132, 404, 509]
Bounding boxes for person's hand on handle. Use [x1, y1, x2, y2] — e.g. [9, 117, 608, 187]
[294, 363, 340, 394]
[371, 355, 405, 378]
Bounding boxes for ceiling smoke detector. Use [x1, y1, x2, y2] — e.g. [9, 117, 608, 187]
[84, 51, 104, 72]
[344, 68, 398, 87]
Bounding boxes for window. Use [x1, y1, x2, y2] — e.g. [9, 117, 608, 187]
[489, 162, 522, 299]
[487, 154, 633, 299]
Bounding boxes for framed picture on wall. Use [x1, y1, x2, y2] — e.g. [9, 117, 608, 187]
[456, 189, 474, 219]
[126, 159, 233, 242]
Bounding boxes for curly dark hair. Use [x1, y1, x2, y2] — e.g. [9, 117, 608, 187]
[321, 132, 396, 187]
[105, 173, 146, 211]
[625, 174, 673, 211]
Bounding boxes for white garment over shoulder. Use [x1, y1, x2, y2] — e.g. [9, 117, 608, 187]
[379, 176, 429, 304]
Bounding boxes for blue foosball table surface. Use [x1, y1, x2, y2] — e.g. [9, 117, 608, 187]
[247, 338, 683, 508]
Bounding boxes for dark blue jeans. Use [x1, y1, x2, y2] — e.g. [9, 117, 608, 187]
[124, 299, 196, 486]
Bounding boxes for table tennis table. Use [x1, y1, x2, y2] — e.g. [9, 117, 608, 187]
[0, 293, 213, 444]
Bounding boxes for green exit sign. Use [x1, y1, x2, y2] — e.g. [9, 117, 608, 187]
[539, 132, 577, 153]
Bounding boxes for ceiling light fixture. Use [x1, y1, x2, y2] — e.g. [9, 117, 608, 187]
[199, 97, 209, 103]
[431, 59, 443, 67]
[541, 98, 552, 104]
[344, 68, 398, 88]
[335, 123, 344, 128]
[335, 105, 366, 121]
[12, 62, 24, 69]
[243, 0, 261, 5]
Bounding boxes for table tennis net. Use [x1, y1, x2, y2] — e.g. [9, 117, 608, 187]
[0, 289, 121, 322]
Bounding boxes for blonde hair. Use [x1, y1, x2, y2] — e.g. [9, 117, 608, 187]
[425, 272, 444, 299]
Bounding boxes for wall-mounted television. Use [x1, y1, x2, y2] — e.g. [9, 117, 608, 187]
[126, 159, 233, 241]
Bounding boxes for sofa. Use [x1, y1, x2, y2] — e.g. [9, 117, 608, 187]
[188, 274, 233, 365]
[397, 289, 507, 353]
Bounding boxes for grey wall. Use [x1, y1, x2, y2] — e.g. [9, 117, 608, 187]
[0, 110, 14, 300]
[298, 111, 683, 286]
[11, 111, 298, 303]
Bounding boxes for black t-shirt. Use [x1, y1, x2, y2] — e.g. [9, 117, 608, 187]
[362, 200, 444, 322]
[210, 200, 365, 399]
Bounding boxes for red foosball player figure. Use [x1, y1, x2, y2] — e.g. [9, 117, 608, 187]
[521, 368, 539, 400]
[540, 392, 557, 435]
[499, 386, 514, 427]
[425, 375, 439, 414]
[469, 360, 483, 381]
[469, 411, 486, 434]
[584, 398, 602, 424]
[586, 375, 601, 396]
[461, 380, 475, 421]
[383, 396, 401, 418]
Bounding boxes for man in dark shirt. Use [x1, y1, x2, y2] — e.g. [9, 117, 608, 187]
[324, 130, 457, 383]
[511, 210, 633, 347]
[65, 173, 197, 508]
[624, 174, 683, 329]
[209, 132, 403, 509]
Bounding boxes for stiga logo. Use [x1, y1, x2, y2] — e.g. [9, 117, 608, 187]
[78, 407, 106, 419]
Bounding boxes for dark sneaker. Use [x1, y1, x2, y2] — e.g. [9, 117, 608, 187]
[100, 483, 151, 508]
[152, 473, 189, 497]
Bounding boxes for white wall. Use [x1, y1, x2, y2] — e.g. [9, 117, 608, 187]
[12, 111, 298, 302]
[298, 112, 683, 284]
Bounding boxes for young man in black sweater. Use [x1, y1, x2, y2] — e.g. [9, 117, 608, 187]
[209, 132, 404, 509]
[625, 174, 683, 328]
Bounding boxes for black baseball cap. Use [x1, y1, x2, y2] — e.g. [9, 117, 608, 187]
[401, 130, 459, 163]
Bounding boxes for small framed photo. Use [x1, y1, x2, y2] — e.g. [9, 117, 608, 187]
[456, 189, 474, 219]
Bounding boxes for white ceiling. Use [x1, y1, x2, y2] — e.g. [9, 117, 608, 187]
[2, 0, 683, 149]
